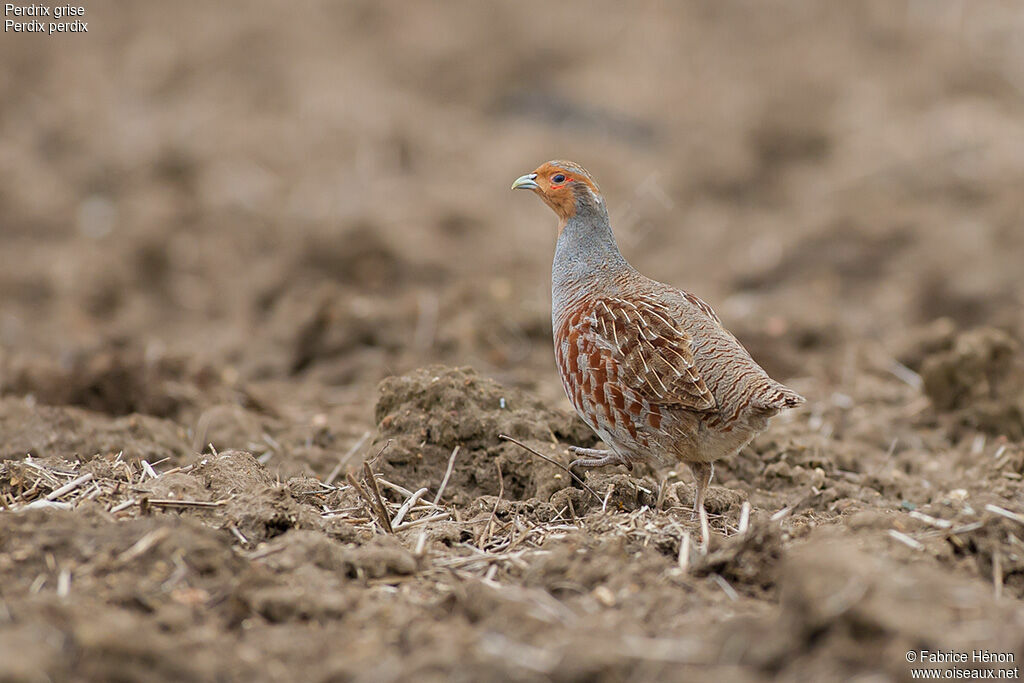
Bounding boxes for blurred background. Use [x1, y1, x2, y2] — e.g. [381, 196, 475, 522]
[2, 0, 1023, 463]
[3, 3, 1024, 680]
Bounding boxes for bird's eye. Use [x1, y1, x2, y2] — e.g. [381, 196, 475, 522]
[552, 174, 566, 184]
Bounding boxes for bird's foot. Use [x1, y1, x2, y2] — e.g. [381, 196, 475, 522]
[567, 447, 633, 470]
[567, 447, 632, 488]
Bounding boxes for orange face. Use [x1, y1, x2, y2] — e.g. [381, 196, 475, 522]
[512, 160, 601, 225]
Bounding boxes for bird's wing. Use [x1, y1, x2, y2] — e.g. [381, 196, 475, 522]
[588, 297, 717, 411]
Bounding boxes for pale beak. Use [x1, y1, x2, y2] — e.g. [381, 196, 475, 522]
[511, 173, 539, 191]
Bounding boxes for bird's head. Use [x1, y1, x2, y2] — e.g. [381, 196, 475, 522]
[511, 160, 604, 227]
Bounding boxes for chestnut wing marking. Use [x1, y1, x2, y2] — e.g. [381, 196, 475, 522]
[589, 298, 716, 411]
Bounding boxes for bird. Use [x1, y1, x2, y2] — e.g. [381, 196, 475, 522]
[512, 160, 804, 518]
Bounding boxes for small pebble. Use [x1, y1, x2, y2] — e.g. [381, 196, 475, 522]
[593, 585, 616, 607]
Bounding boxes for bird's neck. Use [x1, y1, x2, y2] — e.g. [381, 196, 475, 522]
[551, 205, 630, 316]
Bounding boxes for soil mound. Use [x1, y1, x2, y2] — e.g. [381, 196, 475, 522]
[921, 327, 1024, 438]
[372, 365, 595, 503]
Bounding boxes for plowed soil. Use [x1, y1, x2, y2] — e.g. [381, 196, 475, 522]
[2, 2, 1024, 681]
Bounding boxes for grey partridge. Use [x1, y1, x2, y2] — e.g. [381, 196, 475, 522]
[512, 160, 804, 517]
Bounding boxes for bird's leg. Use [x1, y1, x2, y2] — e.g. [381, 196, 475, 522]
[688, 461, 714, 520]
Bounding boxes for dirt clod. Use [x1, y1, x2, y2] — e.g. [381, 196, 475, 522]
[921, 327, 1024, 438]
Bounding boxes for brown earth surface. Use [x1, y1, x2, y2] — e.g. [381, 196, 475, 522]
[2, 2, 1024, 681]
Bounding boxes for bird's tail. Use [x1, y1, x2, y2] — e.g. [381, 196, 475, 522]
[754, 381, 806, 412]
